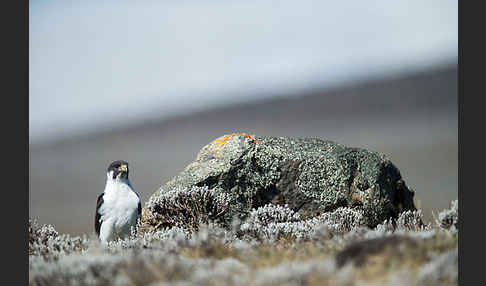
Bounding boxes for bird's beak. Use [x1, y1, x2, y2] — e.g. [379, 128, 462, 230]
[118, 164, 128, 172]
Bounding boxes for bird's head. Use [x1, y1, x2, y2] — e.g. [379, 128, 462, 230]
[107, 160, 130, 180]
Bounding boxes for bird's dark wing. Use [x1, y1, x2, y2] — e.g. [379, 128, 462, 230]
[95, 193, 104, 236]
[134, 191, 142, 218]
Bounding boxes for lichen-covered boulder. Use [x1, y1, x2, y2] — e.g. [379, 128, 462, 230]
[143, 133, 416, 231]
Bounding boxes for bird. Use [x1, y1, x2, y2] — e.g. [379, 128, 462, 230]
[95, 160, 141, 244]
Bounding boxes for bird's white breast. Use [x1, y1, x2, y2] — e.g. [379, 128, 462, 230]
[99, 179, 140, 242]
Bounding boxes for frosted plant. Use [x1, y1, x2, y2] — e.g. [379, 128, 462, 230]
[395, 209, 430, 231]
[317, 207, 367, 233]
[30, 249, 202, 286]
[240, 204, 315, 241]
[29, 213, 459, 286]
[145, 186, 231, 232]
[29, 196, 459, 286]
[29, 218, 89, 261]
[376, 218, 394, 230]
[105, 226, 191, 253]
[240, 204, 368, 241]
[437, 200, 458, 232]
[364, 211, 431, 239]
[244, 203, 301, 225]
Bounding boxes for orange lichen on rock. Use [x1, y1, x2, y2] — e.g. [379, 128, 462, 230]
[214, 132, 261, 146]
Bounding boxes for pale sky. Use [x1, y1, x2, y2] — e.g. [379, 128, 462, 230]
[29, 0, 457, 144]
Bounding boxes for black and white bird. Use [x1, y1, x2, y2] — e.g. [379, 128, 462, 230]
[95, 160, 141, 244]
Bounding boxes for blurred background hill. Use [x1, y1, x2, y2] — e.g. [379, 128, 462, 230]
[29, 0, 457, 235]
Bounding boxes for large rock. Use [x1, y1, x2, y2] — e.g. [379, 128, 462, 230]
[144, 133, 416, 229]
